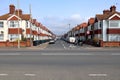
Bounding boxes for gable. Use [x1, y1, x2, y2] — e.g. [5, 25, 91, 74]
[9, 16, 19, 20]
[110, 15, 120, 20]
[109, 13, 120, 20]
[7, 15, 20, 21]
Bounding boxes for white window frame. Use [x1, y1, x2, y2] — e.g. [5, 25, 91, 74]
[10, 21, 18, 28]
[0, 22, 4, 28]
[109, 34, 120, 41]
[26, 21, 29, 28]
[10, 34, 18, 41]
[109, 20, 120, 28]
[0, 34, 4, 40]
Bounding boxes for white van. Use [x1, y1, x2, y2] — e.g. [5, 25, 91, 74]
[69, 37, 76, 43]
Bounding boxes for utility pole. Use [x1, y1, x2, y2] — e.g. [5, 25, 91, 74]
[68, 24, 71, 37]
[29, 4, 33, 46]
[17, 0, 20, 48]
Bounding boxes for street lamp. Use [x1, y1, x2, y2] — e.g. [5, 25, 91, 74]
[17, 0, 20, 48]
[29, 4, 33, 47]
[68, 24, 72, 37]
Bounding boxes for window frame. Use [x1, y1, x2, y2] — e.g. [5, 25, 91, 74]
[0, 34, 4, 40]
[10, 21, 18, 28]
[0, 22, 4, 28]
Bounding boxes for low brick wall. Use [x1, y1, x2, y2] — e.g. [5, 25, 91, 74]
[100, 41, 120, 47]
[0, 40, 31, 47]
[0, 42, 6, 47]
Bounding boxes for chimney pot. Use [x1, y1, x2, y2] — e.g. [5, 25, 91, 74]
[9, 4, 15, 14]
[15, 9, 22, 16]
[110, 5, 116, 12]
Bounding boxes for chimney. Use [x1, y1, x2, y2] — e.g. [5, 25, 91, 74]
[9, 4, 15, 14]
[33, 19, 36, 24]
[103, 10, 110, 15]
[15, 9, 22, 16]
[110, 5, 116, 12]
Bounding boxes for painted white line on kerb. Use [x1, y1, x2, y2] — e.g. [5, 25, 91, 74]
[88, 74, 107, 77]
[0, 74, 8, 76]
[24, 74, 36, 76]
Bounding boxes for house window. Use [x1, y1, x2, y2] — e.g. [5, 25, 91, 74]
[110, 21, 119, 27]
[26, 21, 29, 28]
[0, 22, 3, 28]
[10, 34, 18, 41]
[26, 34, 30, 38]
[10, 21, 18, 28]
[100, 22, 102, 28]
[109, 34, 120, 41]
[0, 34, 4, 40]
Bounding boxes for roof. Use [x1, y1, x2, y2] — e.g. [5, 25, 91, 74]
[0, 13, 30, 20]
[96, 12, 120, 21]
[0, 14, 30, 20]
[88, 18, 95, 25]
[95, 5, 120, 21]
[81, 23, 88, 28]
[0, 13, 10, 20]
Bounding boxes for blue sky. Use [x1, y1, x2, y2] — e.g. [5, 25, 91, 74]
[0, 0, 120, 35]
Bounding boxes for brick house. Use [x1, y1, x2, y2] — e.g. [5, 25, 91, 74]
[86, 18, 95, 41]
[0, 4, 54, 47]
[94, 5, 120, 47]
[79, 23, 88, 42]
[65, 5, 120, 47]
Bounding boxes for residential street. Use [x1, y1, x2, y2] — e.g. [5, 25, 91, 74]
[0, 1, 120, 80]
[0, 40, 120, 80]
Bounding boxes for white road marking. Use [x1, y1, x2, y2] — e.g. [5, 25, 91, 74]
[69, 44, 77, 48]
[41, 53, 120, 56]
[41, 53, 95, 55]
[112, 53, 120, 55]
[24, 74, 36, 76]
[0, 74, 8, 76]
[88, 74, 107, 77]
[0, 53, 21, 56]
[62, 44, 66, 49]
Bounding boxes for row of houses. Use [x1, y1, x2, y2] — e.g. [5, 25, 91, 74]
[64, 5, 120, 47]
[0, 4, 55, 47]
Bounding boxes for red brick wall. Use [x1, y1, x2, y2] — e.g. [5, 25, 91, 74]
[0, 40, 31, 47]
[107, 28, 120, 34]
[100, 41, 120, 47]
[0, 42, 6, 47]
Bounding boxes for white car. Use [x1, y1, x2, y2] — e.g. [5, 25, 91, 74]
[49, 39, 55, 44]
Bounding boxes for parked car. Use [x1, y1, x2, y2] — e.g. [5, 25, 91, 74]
[49, 39, 55, 44]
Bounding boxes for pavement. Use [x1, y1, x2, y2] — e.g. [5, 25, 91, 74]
[26, 42, 49, 50]
[0, 42, 49, 51]
[0, 41, 119, 51]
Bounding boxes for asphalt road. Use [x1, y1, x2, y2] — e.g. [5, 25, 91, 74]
[0, 40, 120, 80]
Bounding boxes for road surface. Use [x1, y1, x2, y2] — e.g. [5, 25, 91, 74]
[0, 40, 120, 80]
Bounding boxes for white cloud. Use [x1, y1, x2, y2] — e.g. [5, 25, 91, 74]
[41, 14, 87, 35]
[70, 14, 81, 20]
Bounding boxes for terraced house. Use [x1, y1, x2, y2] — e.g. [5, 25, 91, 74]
[94, 5, 120, 47]
[66, 5, 120, 47]
[0, 4, 54, 47]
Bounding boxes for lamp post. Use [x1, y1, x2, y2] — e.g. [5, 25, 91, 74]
[17, 0, 20, 48]
[29, 4, 33, 47]
[68, 24, 71, 37]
